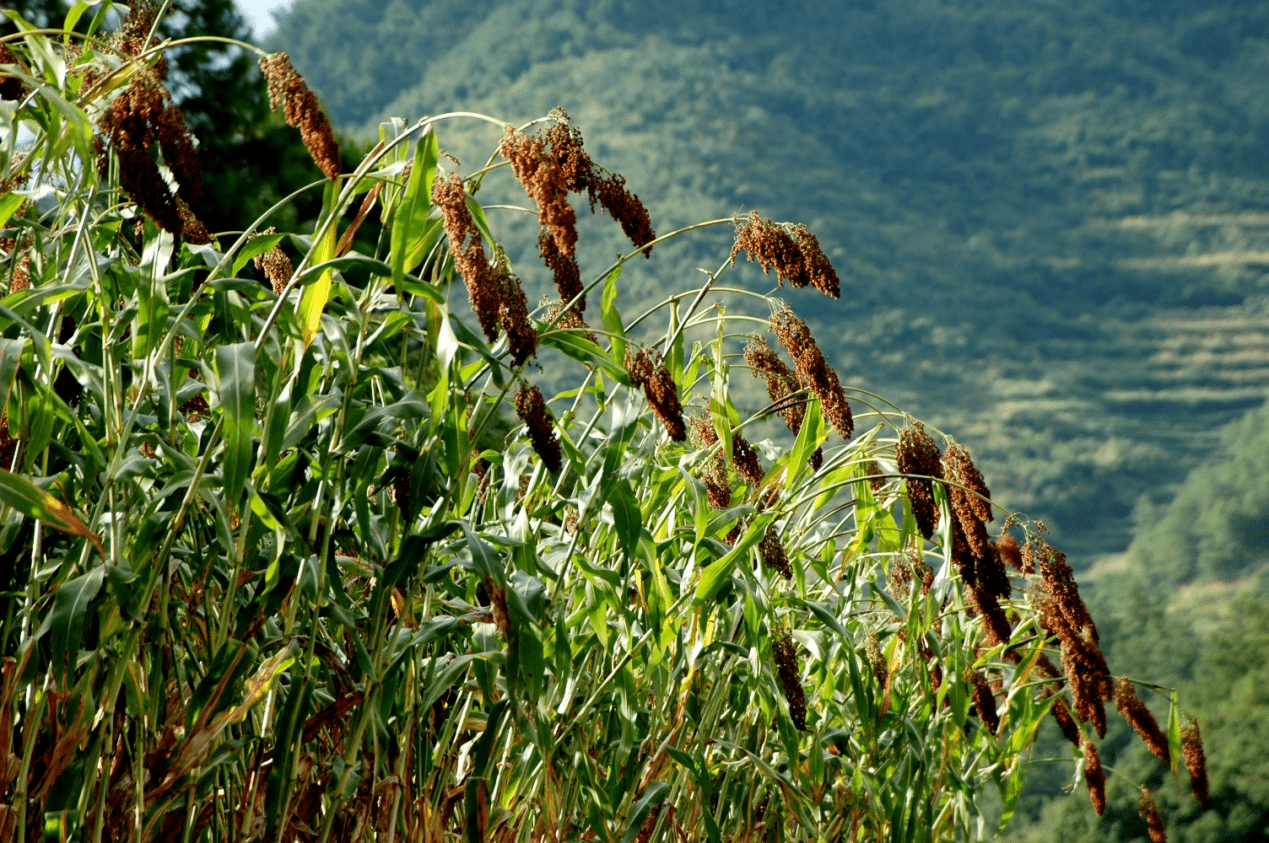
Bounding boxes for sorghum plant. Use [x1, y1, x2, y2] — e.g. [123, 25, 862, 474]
[0, 7, 1204, 842]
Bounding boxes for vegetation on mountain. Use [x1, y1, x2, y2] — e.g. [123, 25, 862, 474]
[269, 0, 1269, 562]
[1006, 400, 1269, 842]
[0, 4, 1211, 840]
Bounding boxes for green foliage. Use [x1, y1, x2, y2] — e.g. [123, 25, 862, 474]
[0, 8, 1204, 841]
[270, 0, 1269, 562]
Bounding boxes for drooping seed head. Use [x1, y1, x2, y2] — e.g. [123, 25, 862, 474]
[1115, 677, 1170, 765]
[514, 383, 561, 474]
[259, 53, 342, 181]
[896, 419, 942, 539]
[772, 626, 807, 731]
[759, 524, 792, 581]
[770, 305, 853, 439]
[493, 253, 537, 366]
[1083, 738, 1106, 816]
[969, 669, 1000, 734]
[1181, 717, 1208, 806]
[626, 346, 686, 441]
[1139, 787, 1167, 843]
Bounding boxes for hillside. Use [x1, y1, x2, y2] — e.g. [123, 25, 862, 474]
[267, 0, 1269, 562]
[1005, 400, 1269, 842]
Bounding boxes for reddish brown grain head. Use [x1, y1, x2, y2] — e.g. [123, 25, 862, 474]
[252, 228, 295, 295]
[688, 416, 730, 509]
[770, 305, 853, 439]
[759, 524, 792, 581]
[1181, 717, 1208, 806]
[969, 669, 1000, 734]
[1083, 738, 1106, 816]
[896, 419, 942, 539]
[1139, 787, 1167, 843]
[155, 103, 202, 206]
[514, 384, 561, 474]
[789, 224, 840, 298]
[0, 44, 31, 101]
[772, 627, 807, 731]
[732, 213, 841, 298]
[492, 253, 537, 366]
[626, 346, 686, 441]
[1115, 677, 1170, 765]
[501, 126, 578, 259]
[542, 297, 597, 345]
[259, 53, 341, 181]
[538, 229, 584, 311]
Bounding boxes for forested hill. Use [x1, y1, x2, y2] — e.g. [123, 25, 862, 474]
[267, 0, 1269, 562]
[1005, 400, 1269, 843]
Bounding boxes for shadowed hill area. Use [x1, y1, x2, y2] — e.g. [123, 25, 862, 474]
[267, 0, 1269, 562]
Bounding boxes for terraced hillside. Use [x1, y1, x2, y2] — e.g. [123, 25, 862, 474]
[268, 0, 1269, 561]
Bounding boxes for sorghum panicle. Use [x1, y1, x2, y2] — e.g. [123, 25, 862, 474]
[155, 103, 202, 206]
[500, 127, 578, 258]
[99, 71, 181, 235]
[1182, 718, 1209, 805]
[259, 53, 342, 181]
[888, 556, 913, 596]
[789, 224, 841, 298]
[865, 631, 888, 688]
[542, 297, 598, 345]
[943, 440, 993, 557]
[626, 347, 686, 441]
[731, 213, 841, 298]
[978, 541, 1012, 600]
[538, 229, 584, 311]
[514, 384, 561, 474]
[969, 669, 1000, 734]
[1039, 542, 1098, 643]
[759, 525, 793, 581]
[1115, 677, 1170, 765]
[896, 419, 943, 540]
[997, 533, 1024, 572]
[1139, 787, 1168, 843]
[252, 228, 295, 295]
[493, 254, 537, 366]
[770, 305, 853, 439]
[434, 175, 504, 341]
[772, 627, 807, 731]
[1083, 738, 1107, 816]
[589, 171, 656, 255]
[731, 430, 764, 487]
[688, 417, 730, 509]
[731, 211, 809, 288]
[1050, 696, 1082, 748]
[744, 335, 810, 434]
[0, 44, 30, 101]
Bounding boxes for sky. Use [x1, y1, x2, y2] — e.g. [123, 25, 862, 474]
[233, 0, 293, 40]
